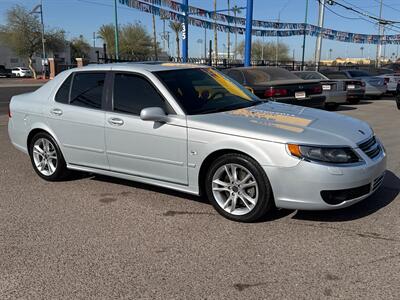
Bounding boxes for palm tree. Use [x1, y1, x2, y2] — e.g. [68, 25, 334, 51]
[360, 46, 364, 58]
[169, 21, 182, 57]
[232, 5, 242, 59]
[214, 0, 218, 61]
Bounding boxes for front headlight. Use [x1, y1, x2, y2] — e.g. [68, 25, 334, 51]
[287, 144, 360, 164]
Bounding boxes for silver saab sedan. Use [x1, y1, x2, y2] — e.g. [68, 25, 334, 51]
[8, 63, 387, 222]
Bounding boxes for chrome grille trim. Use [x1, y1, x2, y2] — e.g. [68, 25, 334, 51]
[358, 136, 381, 159]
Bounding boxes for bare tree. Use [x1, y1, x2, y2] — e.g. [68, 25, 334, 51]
[0, 5, 65, 78]
[169, 21, 182, 57]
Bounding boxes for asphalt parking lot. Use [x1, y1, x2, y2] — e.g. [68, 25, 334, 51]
[0, 85, 399, 299]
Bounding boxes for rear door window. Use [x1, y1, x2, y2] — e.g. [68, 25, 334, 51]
[70, 72, 105, 109]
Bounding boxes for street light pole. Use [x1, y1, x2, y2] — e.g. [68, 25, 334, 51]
[376, 0, 384, 67]
[301, 0, 309, 70]
[40, 0, 46, 79]
[114, 0, 119, 60]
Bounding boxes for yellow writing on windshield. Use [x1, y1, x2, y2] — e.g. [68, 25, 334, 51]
[204, 68, 252, 101]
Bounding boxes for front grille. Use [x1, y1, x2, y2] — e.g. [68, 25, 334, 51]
[321, 184, 371, 205]
[358, 136, 381, 159]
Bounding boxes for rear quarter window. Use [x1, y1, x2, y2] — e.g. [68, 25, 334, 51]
[55, 74, 73, 104]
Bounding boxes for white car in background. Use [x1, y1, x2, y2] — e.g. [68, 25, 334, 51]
[12, 67, 32, 78]
[377, 73, 400, 94]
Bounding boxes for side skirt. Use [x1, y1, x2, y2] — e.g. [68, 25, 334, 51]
[66, 163, 200, 196]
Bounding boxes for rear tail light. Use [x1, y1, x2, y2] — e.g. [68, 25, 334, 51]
[311, 85, 322, 94]
[384, 77, 389, 85]
[264, 87, 288, 98]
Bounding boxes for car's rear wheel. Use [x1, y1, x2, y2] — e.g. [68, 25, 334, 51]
[205, 153, 274, 222]
[347, 98, 360, 104]
[29, 132, 69, 181]
[325, 103, 339, 111]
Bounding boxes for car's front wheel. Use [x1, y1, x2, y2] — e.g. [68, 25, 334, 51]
[29, 132, 69, 181]
[205, 153, 274, 222]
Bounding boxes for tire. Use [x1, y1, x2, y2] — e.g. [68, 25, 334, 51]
[205, 153, 274, 222]
[29, 132, 69, 181]
[347, 98, 360, 104]
[325, 103, 339, 111]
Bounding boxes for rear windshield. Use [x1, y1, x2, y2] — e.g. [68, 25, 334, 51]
[243, 68, 299, 84]
[293, 72, 327, 80]
[322, 72, 349, 79]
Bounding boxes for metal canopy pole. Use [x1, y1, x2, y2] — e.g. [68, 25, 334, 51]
[244, 0, 253, 67]
[301, 0, 309, 70]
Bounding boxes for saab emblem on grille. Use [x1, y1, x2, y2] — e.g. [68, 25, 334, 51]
[358, 130, 365, 135]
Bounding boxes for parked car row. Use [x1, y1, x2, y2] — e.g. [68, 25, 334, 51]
[0, 65, 33, 78]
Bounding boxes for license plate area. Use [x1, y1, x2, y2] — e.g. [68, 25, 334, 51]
[295, 91, 306, 99]
[347, 84, 356, 89]
[322, 84, 331, 90]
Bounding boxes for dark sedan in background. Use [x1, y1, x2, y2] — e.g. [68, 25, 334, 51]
[292, 71, 347, 110]
[222, 67, 325, 108]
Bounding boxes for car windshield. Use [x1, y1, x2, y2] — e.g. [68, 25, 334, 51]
[155, 68, 261, 115]
[293, 71, 328, 80]
[243, 68, 299, 84]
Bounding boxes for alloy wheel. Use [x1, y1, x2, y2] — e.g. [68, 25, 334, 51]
[32, 138, 58, 176]
[212, 163, 259, 216]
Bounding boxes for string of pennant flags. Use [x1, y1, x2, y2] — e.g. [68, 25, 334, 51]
[119, 0, 400, 45]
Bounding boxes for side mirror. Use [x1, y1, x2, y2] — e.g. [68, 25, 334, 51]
[140, 107, 169, 123]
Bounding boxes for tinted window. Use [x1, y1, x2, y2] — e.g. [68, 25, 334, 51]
[226, 70, 244, 83]
[348, 70, 371, 77]
[293, 71, 327, 80]
[113, 73, 167, 115]
[70, 72, 105, 109]
[321, 72, 349, 79]
[55, 74, 72, 104]
[156, 68, 260, 115]
[243, 68, 299, 84]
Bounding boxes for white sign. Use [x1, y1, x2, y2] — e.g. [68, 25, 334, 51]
[181, 23, 186, 40]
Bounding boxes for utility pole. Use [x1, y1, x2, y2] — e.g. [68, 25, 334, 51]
[114, 0, 119, 59]
[227, 0, 231, 61]
[314, 0, 325, 71]
[182, 0, 189, 62]
[214, 0, 218, 62]
[152, 14, 158, 60]
[301, 0, 309, 70]
[376, 0, 384, 67]
[204, 27, 207, 59]
[30, 1, 46, 79]
[244, 0, 254, 67]
[275, 12, 281, 66]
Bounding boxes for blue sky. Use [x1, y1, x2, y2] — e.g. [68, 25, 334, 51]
[1, 0, 400, 60]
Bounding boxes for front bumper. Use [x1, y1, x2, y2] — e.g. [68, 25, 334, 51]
[263, 144, 387, 210]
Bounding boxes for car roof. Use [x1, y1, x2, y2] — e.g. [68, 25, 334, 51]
[74, 62, 208, 73]
[227, 66, 289, 72]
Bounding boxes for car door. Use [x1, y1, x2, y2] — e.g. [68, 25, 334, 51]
[47, 71, 109, 169]
[105, 72, 188, 185]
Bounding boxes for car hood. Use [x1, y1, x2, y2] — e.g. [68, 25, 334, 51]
[187, 102, 373, 147]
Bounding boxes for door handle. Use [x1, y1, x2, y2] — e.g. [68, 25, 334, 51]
[108, 117, 124, 126]
[50, 108, 63, 116]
